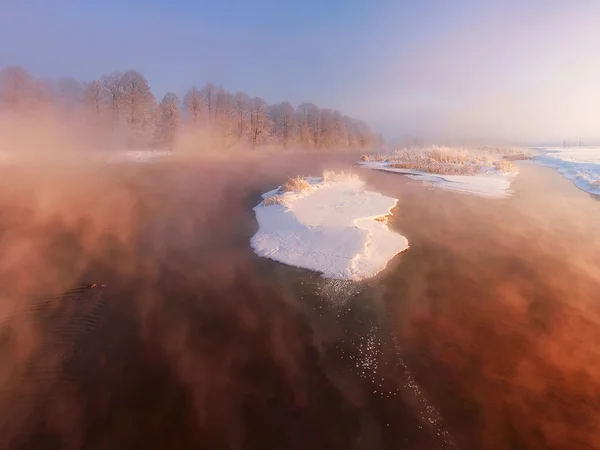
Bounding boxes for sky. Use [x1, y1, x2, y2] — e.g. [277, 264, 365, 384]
[1, 0, 599, 144]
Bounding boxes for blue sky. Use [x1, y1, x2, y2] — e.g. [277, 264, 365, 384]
[1, 0, 599, 143]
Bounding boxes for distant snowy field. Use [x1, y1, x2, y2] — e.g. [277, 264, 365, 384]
[251, 172, 409, 280]
[534, 148, 600, 196]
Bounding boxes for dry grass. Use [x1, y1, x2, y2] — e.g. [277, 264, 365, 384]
[493, 159, 517, 173]
[372, 145, 524, 176]
[422, 147, 472, 164]
[389, 146, 494, 165]
[262, 171, 355, 206]
[374, 215, 390, 224]
[390, 161, 483, 175]
[261, 194, 285, 206]
[322, 170, 358, 183]
[281, 175, 311, 193]
[502, 152, 534, 161]
[361, 153, 388, 162]
[478, 146, 533, 161]
[382, 146, 491, 175]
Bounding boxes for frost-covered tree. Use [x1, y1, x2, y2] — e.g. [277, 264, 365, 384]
[121, 70, 156, 146]
[83, 80, 104, 120]
[0, 63, 381, 151]
[0, 66, 33, 110]
[272, 101, 296, 147]
[183, 86, 205, 124]
[56, 77, 83, 117]
[332, 110, 347, 147]
[215, 89, 233, 130]
[297, 103, 320, 147]
[234, 91, 250, 139]
[32, 78, 53, 105]
[249, 97, 272, 146]
[156, 92, 180, 149]
[343, 116, 357, 147]
[356, 120, 374, 148]
[200, 83, 219, 121]
[319, 108, 335, 148]
[101, 72, 125, 126]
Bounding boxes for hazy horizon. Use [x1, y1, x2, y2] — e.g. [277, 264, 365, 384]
[1, 0, 599, 144]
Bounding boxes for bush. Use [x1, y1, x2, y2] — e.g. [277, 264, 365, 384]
[262, 194, 285, 206]
[322, 170, 358, 183]
[493, 159, 517, 173]
[478, 146, 533, 161]
[390, 161, 483, 175]
[281, 175, 311, 193]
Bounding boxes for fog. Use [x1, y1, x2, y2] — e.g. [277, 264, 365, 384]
[2, 3, 600, 447]
[0, 112, 373, 449]
[365, 0, 600, 143]
[0, 109, 599, 449]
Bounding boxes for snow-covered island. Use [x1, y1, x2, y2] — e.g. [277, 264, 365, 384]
[359, 146, 529, 198]
[250, 171, 409, 280]
[535, 147, 600, 196]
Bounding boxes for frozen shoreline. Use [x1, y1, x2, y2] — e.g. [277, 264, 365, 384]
[534, 147, 600, 196]
[250, 173, 409, 280]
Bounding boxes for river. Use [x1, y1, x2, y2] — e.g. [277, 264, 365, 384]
[0, 154, 599, 450]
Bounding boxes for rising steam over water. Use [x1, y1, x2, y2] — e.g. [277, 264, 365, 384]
[0, 154, 599, 450]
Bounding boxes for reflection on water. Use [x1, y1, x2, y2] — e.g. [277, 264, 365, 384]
[361, 162, 600, 450]
[0, 157, 599, 449]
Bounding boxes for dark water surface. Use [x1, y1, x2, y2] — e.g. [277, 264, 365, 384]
[0, 155, 599, 450]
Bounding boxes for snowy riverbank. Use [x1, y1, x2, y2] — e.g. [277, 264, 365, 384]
[250, 172, 409, 280]
[359, 161, 518, 198]
[358, 146, 522, 198]
[534, 147, 600, 196]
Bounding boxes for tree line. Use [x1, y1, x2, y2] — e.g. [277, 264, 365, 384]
[0, 66, 383, 151]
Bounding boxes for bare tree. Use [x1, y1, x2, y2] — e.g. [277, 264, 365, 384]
[249, 97, 272, 146]
[272, 101, 296, 147]
[0, 64, 379, 152]
[183, 86, 205, 124]
[83, 80, 104, 121]
[0, 66, 33, 110]
[200, 83, 219, 121]
[319, 108, 335, 148]
[344, 116, 359, 147]
[32, 78, 53, 106]
[156, 92, 180, 150]
[101, 72, 124, 127]
[234, 91, 250, 139]
[332, 110, 347, 147]
[56, 77, 83, 117]
[356, 120, 374, 148]
[201, 88, 234, 145]
[297, 103, 320, 147]
[213, 86, 224, 121]
[121, 70, 156, 146]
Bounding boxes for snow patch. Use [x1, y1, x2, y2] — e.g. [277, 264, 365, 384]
[251, 173, 409, 280]
[534, 148, 600, 196]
